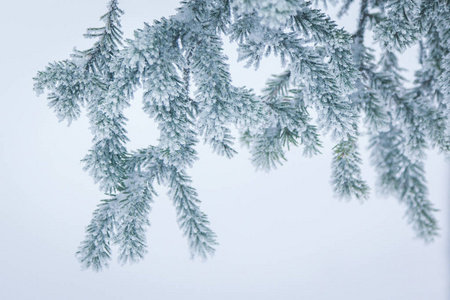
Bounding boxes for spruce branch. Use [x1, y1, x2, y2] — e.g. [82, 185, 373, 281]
[167, 167, 218, 259]
[331, 134, 369, 200]
[373, 0, 420, 52]
[370, 127, 439, 241]
[76, 198, 117, 271]
[34, 0, 450, 270]
[114, 175, 155, 265]
[33, 61, 87, 125]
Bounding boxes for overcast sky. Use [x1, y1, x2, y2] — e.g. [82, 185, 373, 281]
[0, 0, 449, 299]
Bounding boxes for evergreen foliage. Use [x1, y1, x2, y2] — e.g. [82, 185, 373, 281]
[34, 0, 449, 270]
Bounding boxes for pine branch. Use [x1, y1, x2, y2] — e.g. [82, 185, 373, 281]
[33, 61, 88, 125]
[331, 135, 369, 200]
[251, 126, 287, 171]
[231, 12, 357, 139]
[181, 20, 237, 158]
[292, 3, 359, 92]
[373, 0, 420, 52]
[262, 71, 291, 101]
[370, 127, 439, 241]
[115, 175, 155, 265]
[127, 21, 199, 168]
[76, 0, 124, 73]
[35, 0, 450, 269]
[76, 198, 117, 271]
[167, 167, 218, 259]
[250, 89, 322, 170]
[350, 0, 389, 133]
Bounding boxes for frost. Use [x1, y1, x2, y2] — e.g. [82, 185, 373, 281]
[34, 0, 449, 270]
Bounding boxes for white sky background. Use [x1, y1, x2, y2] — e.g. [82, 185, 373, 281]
[0, 0, 449, 299]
